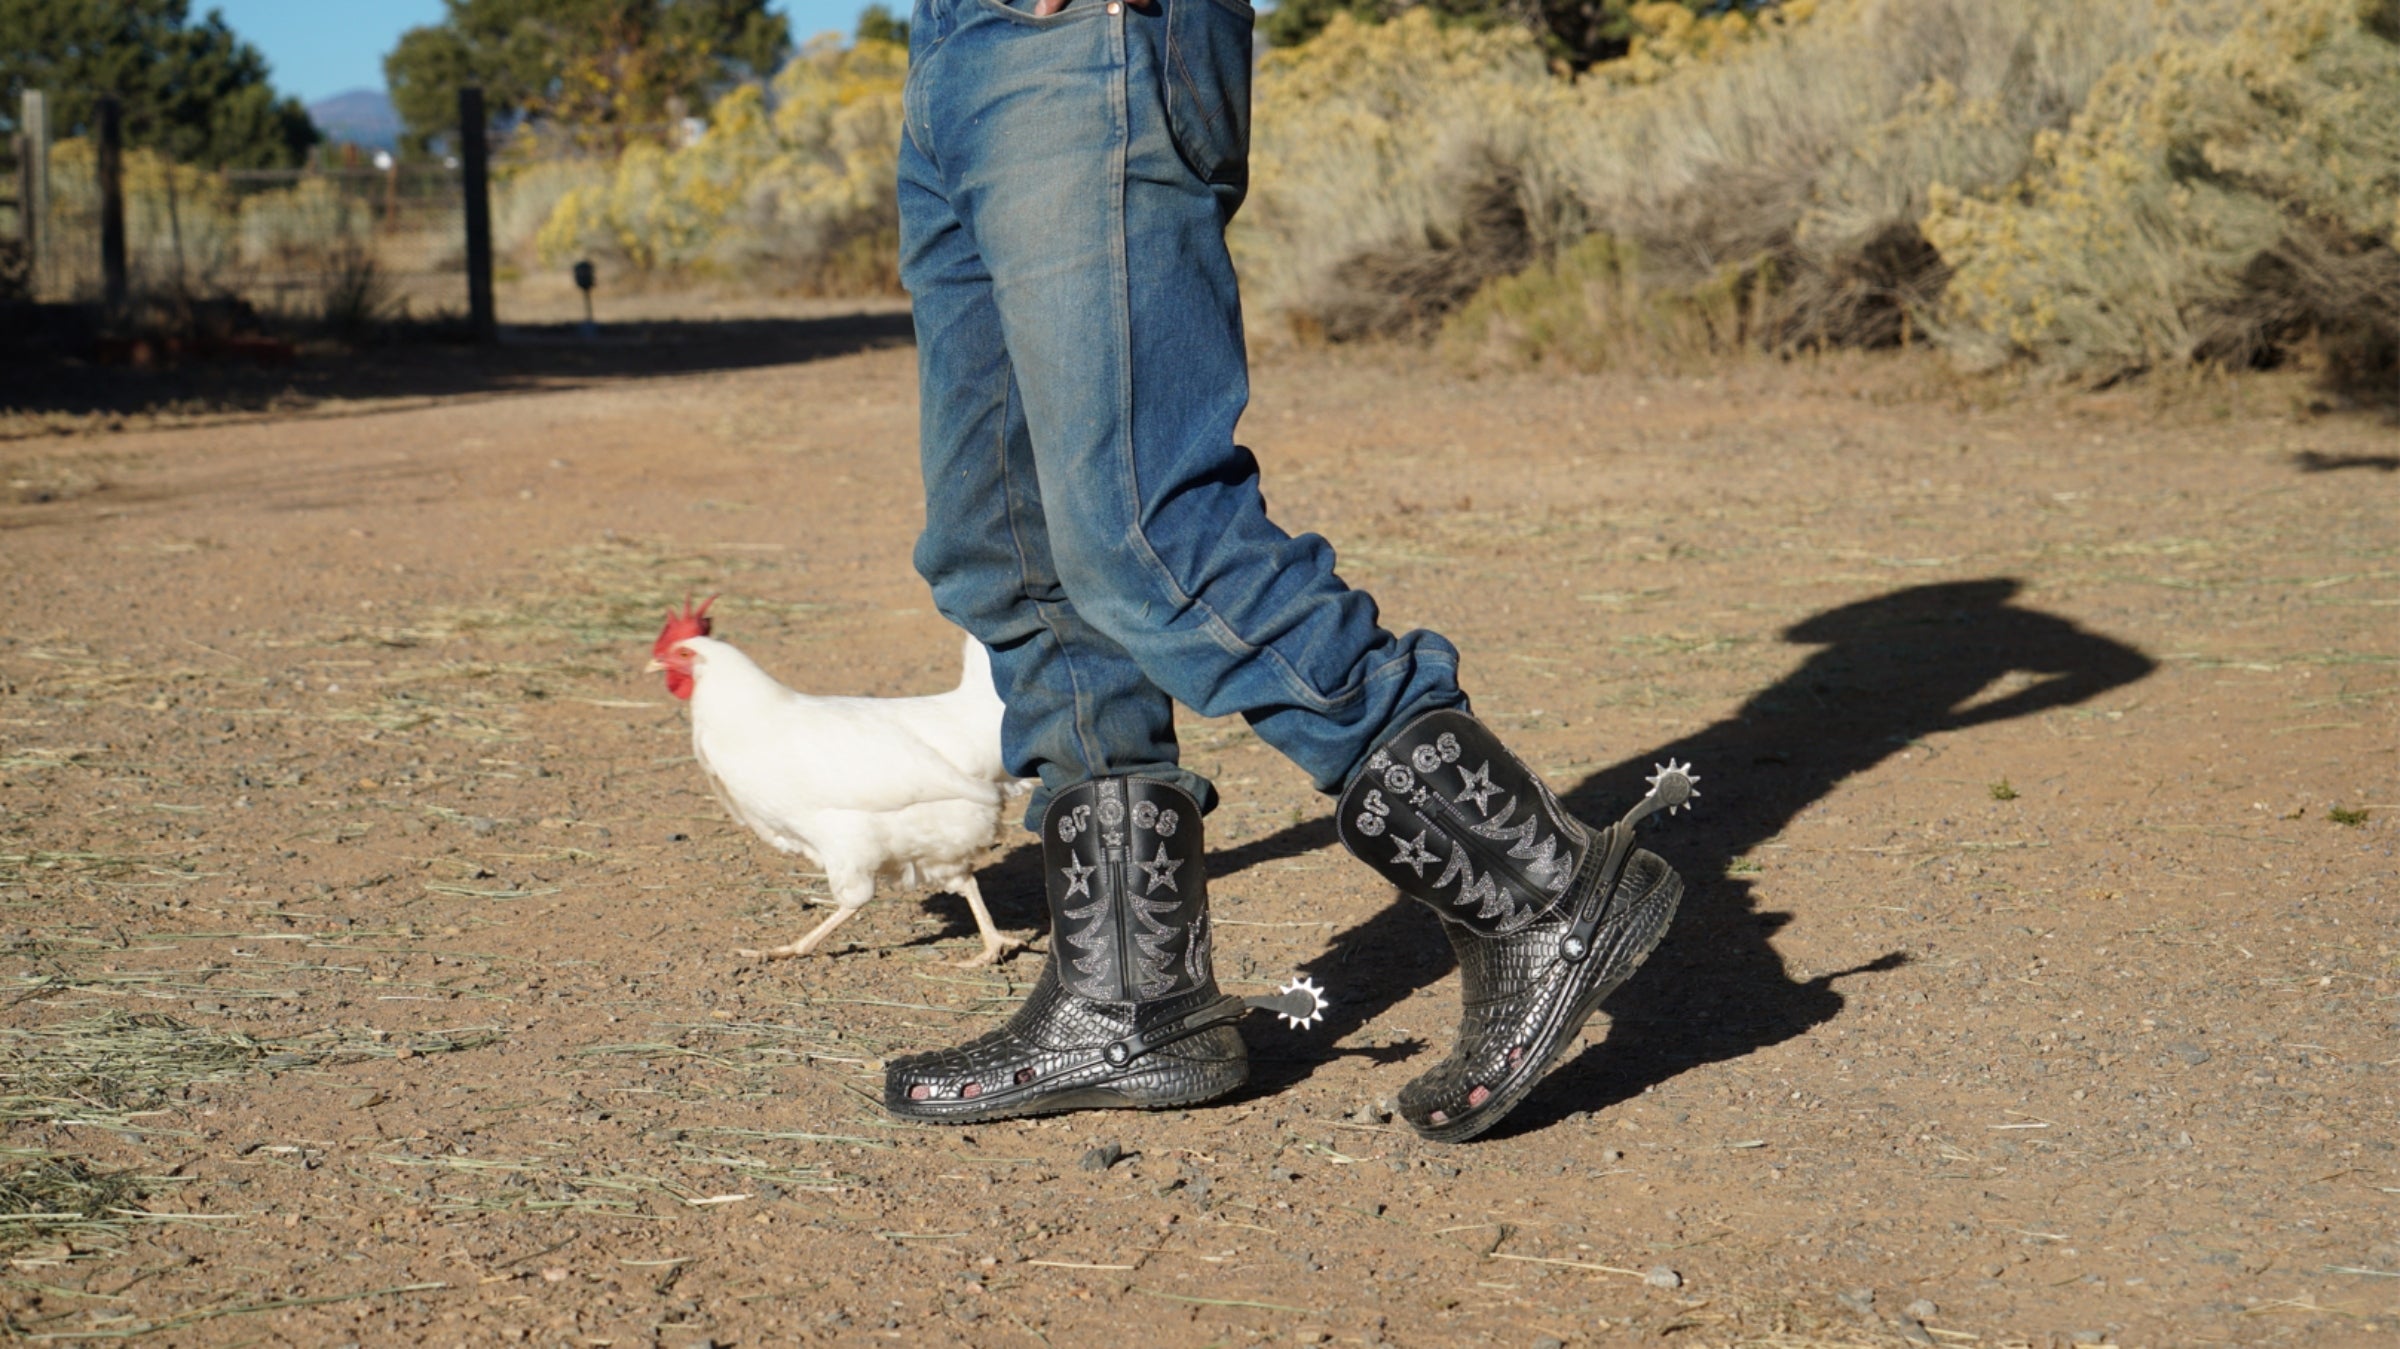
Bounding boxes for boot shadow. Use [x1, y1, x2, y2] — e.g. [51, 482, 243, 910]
[1237, 579, 2157, 1115]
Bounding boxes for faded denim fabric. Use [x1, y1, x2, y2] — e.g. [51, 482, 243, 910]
[901, 0, 1465, 825]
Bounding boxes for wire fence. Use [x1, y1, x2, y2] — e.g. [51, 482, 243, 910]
[33, 151, 469, 319]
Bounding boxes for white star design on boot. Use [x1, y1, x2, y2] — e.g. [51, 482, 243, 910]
[1454, 760, 1503, 814]
[1136, 846, 1182, 894]
[1060, 855, 1096, 901]
[1390, 829, 1440, 878]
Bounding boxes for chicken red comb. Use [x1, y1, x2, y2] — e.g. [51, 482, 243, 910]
[653, 595, 716, 657]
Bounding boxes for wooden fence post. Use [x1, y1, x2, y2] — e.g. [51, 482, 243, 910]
[96, 95, 127, 310]
[459, 86, 495, 342]
[18, 90, 45, 301]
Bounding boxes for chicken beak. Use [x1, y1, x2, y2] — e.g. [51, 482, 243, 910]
[643, 658, 666, 673]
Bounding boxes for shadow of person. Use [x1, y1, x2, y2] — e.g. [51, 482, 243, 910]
[1239, 579, 2158, 1124]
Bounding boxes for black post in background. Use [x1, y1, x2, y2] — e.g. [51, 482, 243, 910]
[459, 86, 495, 342]
[96, 95, 127, 310]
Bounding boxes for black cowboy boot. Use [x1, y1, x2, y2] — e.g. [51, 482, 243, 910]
[1338, 709, 1696, 1142]
[887, 777, 1326, 1123]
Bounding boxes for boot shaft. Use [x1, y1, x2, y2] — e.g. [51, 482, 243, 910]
[1337, 709, 1590, 935]
[1045, 777, 1214, 1004]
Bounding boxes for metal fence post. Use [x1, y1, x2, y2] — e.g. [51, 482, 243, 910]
[97, 95, 127, 310]
[459, 86, 495, 342]
[18, 91, 45, 301]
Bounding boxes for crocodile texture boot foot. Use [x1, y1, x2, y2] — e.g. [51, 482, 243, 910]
[1338, 709, 1697, 1142]
[886, 778, 1250, 1124]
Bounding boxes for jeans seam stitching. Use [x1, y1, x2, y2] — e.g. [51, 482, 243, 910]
[1105, 10, 1327, 709]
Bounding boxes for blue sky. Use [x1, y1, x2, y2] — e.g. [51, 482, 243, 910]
[211, 1, 882, 104]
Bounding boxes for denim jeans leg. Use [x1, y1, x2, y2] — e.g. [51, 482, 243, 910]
[903, 118, 1210, 825]
[906, 0, 1464, 811]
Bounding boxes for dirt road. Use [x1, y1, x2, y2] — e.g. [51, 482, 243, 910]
[2, 320, 2394, 1347]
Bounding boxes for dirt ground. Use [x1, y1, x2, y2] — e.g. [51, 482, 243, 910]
[1, 312, 2395, 1348]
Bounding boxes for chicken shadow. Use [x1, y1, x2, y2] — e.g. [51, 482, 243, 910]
[1216, 578, 2158, 1127]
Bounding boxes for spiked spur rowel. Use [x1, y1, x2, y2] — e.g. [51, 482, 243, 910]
[887, 777, 1321, 1124]
[1337, 709, 1696, 1142]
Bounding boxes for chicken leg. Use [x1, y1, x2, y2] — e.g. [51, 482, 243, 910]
[950, 875, 1023, 969]
[737, 902, 866, 961]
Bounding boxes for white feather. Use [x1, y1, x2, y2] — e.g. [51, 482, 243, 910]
[681, 633, 1024, 911]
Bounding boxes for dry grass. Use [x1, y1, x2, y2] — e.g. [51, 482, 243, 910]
[0, 1149, 172, 1261]
[0, 1008, 502, 1261]
[0, 1012, 505, 1134]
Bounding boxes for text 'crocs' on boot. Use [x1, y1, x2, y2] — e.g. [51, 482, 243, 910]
[1338, 709, 1696, 1142]
[887, 777, 1312, 1124]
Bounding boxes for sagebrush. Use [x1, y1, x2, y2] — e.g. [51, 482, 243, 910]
[1253, 0, 2398, 388]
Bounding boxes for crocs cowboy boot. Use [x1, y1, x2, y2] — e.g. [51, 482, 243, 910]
[887, 777, 1326, 1123]
[1338, 709, 1697, 1142]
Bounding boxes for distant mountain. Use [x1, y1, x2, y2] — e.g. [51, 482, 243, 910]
[309, 89, 401, 150]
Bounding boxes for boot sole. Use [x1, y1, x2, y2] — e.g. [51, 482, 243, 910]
[885, 1060, 1248, 1125]
[1408, 855, 1684, 1143]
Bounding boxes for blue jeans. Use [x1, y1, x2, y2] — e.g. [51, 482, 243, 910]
[900, 0, 1464, 825]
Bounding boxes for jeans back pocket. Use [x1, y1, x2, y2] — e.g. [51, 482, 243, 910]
[1164, 0, 1254, 210]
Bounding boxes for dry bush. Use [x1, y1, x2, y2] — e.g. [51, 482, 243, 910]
[1251, 0, 2160, 360]
[1438, 230, 1780, 372]
[1925, 0, 2400, 388]
[2207, 221, 2400, 395]
[1316, 159, 1539, 340]
[1527, 0, 2160, 358]
[0, 237, 26, 302]
[36, 141, 441, 324]
[316, 244, 394, 336]
[41, 141, 247, 299]
[528, 36, 907, 293]
[1236, 12, 1565, 340]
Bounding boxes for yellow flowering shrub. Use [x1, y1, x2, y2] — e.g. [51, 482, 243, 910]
[1923, 0, 2400, 380]
[1598, 0, 1819, 86]
[526, 36, 906, 290]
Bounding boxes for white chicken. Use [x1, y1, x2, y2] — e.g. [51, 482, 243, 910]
[646, 597, 1029, 967]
